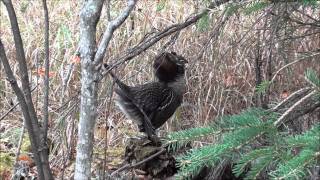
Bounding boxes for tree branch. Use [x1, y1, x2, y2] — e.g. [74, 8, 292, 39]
[74, 0, 104, 179]
[0, 85, 38, 121]
[93, 0, 137, 66]
[101, 0, 231, 75]
[1, 0, 38, 123]
[40, 1, 54, 178]
[0, 39, 46, 180]
[42, 0, 50, 142]
[1, 0, 53, 178]
[270, 52, 320, 84]
[272, 87, 312, 112]
[273, 89, 319, 126]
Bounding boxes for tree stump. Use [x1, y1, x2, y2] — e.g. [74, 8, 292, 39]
[124, 137, 177, 179]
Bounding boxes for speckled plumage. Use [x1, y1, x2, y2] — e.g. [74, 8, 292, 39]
[115, 81, 183, 131]
[111, 52, 187, 137]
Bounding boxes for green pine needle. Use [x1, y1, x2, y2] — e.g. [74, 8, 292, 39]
[285, 123, 320, 150]
[245, 155, 274, 180]
[302, 0, 319, 7]
[196, 12, 210, 32]
[233, 147, 274, 177]
[256, 80, 271, 94]
[219, 108, 266, 128]
[156, 0, 166, 12]
[176, 143, 231, 179]
[270, 149, 319, 180]
[165, 126, 219, 152]
[169, 107, 318, 179]
[243, 1, 270, 15]
[305, 68, 320, 87]
[225, 3, 240, 17]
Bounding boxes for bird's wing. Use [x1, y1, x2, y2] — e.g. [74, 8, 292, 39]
[151, 88, 182, 129]
[131, 82, 170, 115]
[131, 83, 182, 129]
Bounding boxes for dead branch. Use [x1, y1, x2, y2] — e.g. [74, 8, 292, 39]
[274, 89, 319, 126]
[1, 0, 38, 122]
[270, 52, 320, 84]
[102, 82, 115, 179]
[0, 85, 38, 121]
[101, 0, 231, 76]
[42, 0, 50, 142]
[94, 0, 137, 66]
[273, 88, 313, 111]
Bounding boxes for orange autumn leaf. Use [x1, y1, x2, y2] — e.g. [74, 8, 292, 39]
[19, 154, 35, 167]
[72, 55, 81, 64]
[33, 68, 55, 77]
[18, 154, 32, 162]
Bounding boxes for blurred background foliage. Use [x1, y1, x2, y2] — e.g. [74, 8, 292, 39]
[0, 0, 319, 178]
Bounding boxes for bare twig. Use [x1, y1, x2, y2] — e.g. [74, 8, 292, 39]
[0, 85, 38, 121]
[106, 0, 111, 21]
[103, 82, 115, 179]
[1, 0, 38, 124]
[270, 52, 320, 84]
[221, 5, 273, 61]
[59, 100, 79, 180]
[42, 0, 50, 141]
[110, 148, 166, 176]
[274, 89, 318, 126]
[61, 49, 79, 104]
[93, 0, 138, 65]
[56, 90, 80, 111]
[102, 0, 231, 75]
[160, 31, 181, 53]
[193, 9, 229, 67]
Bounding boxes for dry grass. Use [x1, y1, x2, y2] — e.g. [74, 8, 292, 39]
[0, 0, 319, 178]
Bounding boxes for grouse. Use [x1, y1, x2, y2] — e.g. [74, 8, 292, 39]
[106, 52, 187, 141]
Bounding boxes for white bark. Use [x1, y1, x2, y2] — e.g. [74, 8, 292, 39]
[74, 0, 103, 179]
[74, 67, 99, 179]
[74, 0, 137, 179]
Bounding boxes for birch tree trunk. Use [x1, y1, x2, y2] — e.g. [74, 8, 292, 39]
[74, 1, 103, 179]
[73, 0, 141, 178]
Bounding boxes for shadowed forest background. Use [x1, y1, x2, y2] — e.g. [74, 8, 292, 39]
[0, 0, 319, 179]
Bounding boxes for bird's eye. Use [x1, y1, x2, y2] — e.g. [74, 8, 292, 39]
[176, 59, 187, 66]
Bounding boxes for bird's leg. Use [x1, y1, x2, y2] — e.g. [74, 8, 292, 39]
[140, 115, 159, 145]
[143, 112, 161, 146]
[136, 116, 160, 145]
